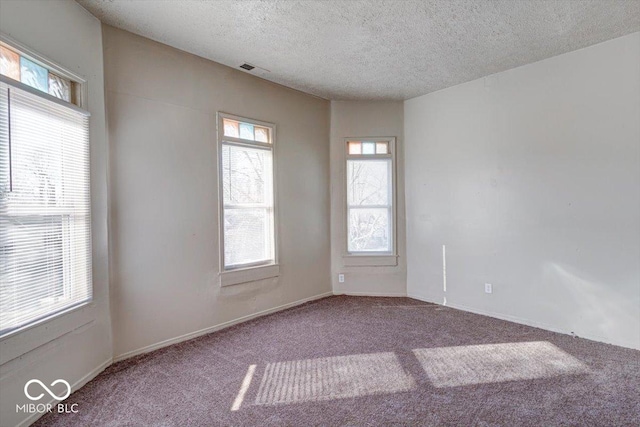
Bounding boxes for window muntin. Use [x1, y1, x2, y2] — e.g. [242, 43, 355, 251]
[346, 139, 395, 254]
[218, 114, 276, 271]
[0, 44, 78, 105]
[0, 77, 91, 336]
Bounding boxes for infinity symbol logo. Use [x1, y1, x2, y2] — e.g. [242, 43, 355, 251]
[24, 379, 71, 401]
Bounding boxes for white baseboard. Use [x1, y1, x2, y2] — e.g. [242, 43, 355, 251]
[113, 291, 334, 363]
[406, 292, 436, 303]
[408, 292, 572, 334]
[17, 358, 112, 427]
[333, 291, 407, 297]
[407, 293, 638, 350]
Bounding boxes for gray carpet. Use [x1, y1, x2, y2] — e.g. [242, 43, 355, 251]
[34, 296, 640, 426]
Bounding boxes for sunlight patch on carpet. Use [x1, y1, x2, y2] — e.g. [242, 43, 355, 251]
[231, 364, 256, 411]
[413, 341, 588, 388]
[254, 352, 415, 405]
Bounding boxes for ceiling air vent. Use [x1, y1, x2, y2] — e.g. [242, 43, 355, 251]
[239, 63, 255, 71]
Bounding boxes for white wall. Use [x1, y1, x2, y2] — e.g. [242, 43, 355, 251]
[330, 101, 406, 296]
[405, 33, 640, 349]
[103, 26, 331, 360]
[0, 1, 112, 426]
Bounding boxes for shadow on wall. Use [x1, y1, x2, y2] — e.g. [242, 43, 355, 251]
[541, 262, 639, 344]
[230, 341, 588, 410]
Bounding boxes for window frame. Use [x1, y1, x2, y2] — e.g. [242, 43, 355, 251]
[0, 35, 94, 348]
[216, 112, 279, 286]
[343, 137, 398, 267]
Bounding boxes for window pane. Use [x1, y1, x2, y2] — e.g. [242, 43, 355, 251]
[362, 141, 375, 155]
[376, 142, 388, 154]
[223, 119, 239, 137]
[239, 122, 254, 140]
[254, 126, 269, 143]
[0, 45, 20, 80]
[48, 72, 71, 102]
[348, 208, 390, 252]
[0, 82, 91, 335]
[347, 141, 361, 155]
[1, 216, 64, 319]
[221, 139, 275, 268]
[224, 207, 272, 266]
[222, 145, 272, 204]
[20, 57, 48, 92]
[347, 159, 390, 205]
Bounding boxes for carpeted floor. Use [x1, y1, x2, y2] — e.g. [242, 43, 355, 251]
[35, 296, 640, 426]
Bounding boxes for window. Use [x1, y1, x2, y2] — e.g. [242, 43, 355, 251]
[218, 113, 276, 277]
[0, 44, 80, 105]
[0, 47, 91, 336]
[346, 138, 395, 256]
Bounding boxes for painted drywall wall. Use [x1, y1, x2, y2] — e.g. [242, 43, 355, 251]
[405, 33, 640, 349]
[103, 26, 331, 360]
[0, 1, 111, 426]
[330, 101, 406, 296]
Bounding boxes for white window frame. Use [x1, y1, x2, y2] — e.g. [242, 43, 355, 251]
[217, 112, 279, 286]
[0, 35, 95, 357]
[343, 137, 398, 267]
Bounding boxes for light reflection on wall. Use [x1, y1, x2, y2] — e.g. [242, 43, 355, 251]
[254, 352, 415, 405]
[413, 341, 588, 388]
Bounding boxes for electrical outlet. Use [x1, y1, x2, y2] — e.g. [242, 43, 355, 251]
[485, 283, 492, 294]
[338, 274, 345, 283]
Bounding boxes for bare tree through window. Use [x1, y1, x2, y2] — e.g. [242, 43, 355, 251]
[346, 140, 394, 253]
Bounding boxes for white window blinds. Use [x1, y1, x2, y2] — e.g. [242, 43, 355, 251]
[0, 79, 92, 336]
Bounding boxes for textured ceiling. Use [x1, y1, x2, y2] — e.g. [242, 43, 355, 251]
[77, 0, 640, 100]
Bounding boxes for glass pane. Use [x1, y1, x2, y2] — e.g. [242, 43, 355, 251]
[1, 82, 92, 334]
[20, 57, 48, 92]
[347, 159, 390, 205]
[48, 72, 70, 102]
[0, 45, 20, 80]
[376, 142, 388, 154]
[348, 208, 390, 252]
[239, 122, 254, 140]
[254, 126, 269, 143]
[362, 142, 375, 155]
[347, 141, 361, 155]
[224, 207, 272, 266]
[10, 99, 65, 207]
[223, 119, 239, 137]
[222, 144, 272, 204]
[2, 216, 65, 301]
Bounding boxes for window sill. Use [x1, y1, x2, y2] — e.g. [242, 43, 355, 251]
[0, 301, 96, 365]
[343, 255, 398, 267]
[220, 264, 280, 287]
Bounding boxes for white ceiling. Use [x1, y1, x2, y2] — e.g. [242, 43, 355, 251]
[77, 0, 640, 101]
